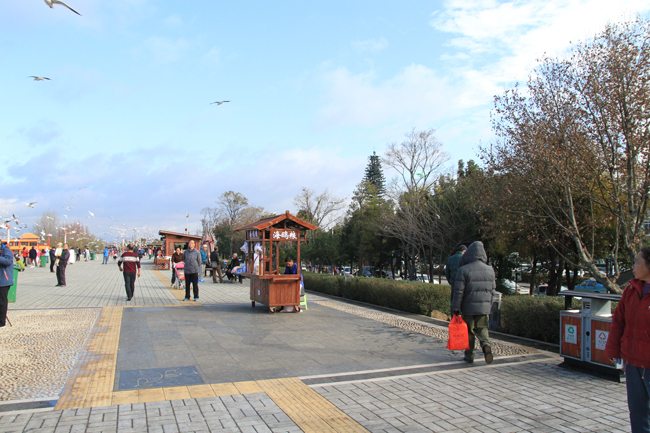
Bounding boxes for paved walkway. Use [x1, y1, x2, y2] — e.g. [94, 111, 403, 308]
[0, 259, 632, 432]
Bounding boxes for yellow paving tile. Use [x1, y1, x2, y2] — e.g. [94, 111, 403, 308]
[187, 384, 216, 399]
[163, 386, 191, 401]
[138, 388, 166, 403]
[55, 306, 123, 410]
[112, 390, 139, 405]
[233, 381, 263, 395]
[257, 378, 369, 433]
[211, 382, 241, 396]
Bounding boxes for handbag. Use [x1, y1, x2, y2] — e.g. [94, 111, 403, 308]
[446, 315, 470, 350]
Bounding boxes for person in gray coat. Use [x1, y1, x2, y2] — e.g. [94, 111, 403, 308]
[183, 240, 202, 301]
[451, 241, 496, 364]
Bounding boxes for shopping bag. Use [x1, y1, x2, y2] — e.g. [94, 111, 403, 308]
[446, 315, 470, 350]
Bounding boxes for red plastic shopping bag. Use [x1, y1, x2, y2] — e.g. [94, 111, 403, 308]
[446, 315, 470, 350]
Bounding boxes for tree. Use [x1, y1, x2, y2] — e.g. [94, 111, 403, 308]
[383, 127, 449, 197]
[217, 191, 249, 257]
[362, 152, 386, 197]
[292, 188, 346, 230]
[486, 18, 650, 293]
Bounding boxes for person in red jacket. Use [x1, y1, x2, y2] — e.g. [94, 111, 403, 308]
[605, 246, 650, 433]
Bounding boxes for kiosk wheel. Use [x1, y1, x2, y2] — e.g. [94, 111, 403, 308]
[251, 301, 255, 307]
[269, 307, 277, 314]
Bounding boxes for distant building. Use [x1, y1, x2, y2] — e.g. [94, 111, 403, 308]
[5, 233, 50, 254]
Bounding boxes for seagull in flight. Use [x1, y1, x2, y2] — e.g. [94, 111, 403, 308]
[25, 202, 38, 208]
[63, 206, 74, 210]
[46, 216, 54, 220]
[210, 101, 230, 105]
[29, 76, 51, 81]
[64, 215, 68, 219]
[44, 0, 81, 15]
[78, 186, 87, 191]
[88, 211, 94, 217]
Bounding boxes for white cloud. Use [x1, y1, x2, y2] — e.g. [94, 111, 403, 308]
[352, 37, 388, 52]
[430, 0, 650, 83]
[316, 64, 454, 129]
[17, 119, 62, 145]
[142, 36, 191, 64]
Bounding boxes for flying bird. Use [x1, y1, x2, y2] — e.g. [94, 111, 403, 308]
[88, 211, 94, 217]
[44, 0, 81, 15]
[64, 215, 68, 219]
[46, 216, 54, 220]
[70, 195, 76, 200]
[78, 186, 87, 191]
[29, 76, 51, 81]
[210, 101, 230, 105]
[63, 206, 74, 210]
[25, 202, 38, 208]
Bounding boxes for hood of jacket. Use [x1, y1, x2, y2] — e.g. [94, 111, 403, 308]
[460, 241, 488, 266]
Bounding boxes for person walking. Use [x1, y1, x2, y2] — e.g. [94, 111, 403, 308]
[49, 246, 57, 273]
[118, 244, 141, 301]
[171, 246, 184, 287]
[445, 245, 467, 289]
[29, 246, 37, 267]
[605, 246, 650, 433]
[85, 246, 90, 262]
[200, 245, 208, 283]
[183, 240, 201, 301]
[0, 241, 14, 328]
[102, 247, 109, 264]
[56, 244, 70, 287]
[451, 241, 496, 364]
[210, 246, 224, 283]
[21, 247, 29, 266]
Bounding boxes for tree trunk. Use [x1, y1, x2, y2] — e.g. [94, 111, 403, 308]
[529, 256, 538, 295]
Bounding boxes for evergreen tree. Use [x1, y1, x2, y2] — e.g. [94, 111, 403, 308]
[362, 152, 386, 197]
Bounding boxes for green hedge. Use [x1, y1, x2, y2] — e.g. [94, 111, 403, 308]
[304, 273, 613, 345]
[500, 296, 581, 343]
[303, 272, 451, 316]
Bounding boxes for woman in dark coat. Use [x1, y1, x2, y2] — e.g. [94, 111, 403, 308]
[56, 244, 70, 287]
[605, 246, 650, 433]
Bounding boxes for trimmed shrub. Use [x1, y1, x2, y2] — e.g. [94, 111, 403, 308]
[500, 296, 581, 343]
[303, 272, 451, 316]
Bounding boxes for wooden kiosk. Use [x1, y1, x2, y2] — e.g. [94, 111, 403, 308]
[235, 211, 317, 313]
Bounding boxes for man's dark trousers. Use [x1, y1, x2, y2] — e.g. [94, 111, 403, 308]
[185, 273, 199, 299]
[123, 272, 136, 299]
[56, 265, 66, 286]
[0, 286, 9, 326]
[50, 257, 55, 272]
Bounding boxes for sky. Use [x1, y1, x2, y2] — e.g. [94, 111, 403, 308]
[1, 0, 649, 242]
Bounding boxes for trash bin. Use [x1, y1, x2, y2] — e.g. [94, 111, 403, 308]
[8, 266, 19, 303]
[40, 256, 47, 267]
[90, 252, 96, 261]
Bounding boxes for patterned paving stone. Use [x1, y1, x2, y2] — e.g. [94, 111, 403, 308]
[0, 309, 101, 401]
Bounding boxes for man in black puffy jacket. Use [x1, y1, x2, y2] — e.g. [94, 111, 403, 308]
[451, 241, 496, 364]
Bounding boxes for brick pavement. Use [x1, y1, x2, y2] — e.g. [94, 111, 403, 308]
[0, 260, 633, 432]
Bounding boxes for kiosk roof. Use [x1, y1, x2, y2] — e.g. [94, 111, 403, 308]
[235, 210, 318, 232]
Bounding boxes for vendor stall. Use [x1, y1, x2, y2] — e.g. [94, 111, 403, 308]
[235, 211, 317, 313]
[157, 230, 203, 270]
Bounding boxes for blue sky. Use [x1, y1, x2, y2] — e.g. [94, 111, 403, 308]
[2, 0, 648, 242]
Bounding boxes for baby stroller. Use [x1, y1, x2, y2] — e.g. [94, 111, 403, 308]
[172, 262, 185, 290]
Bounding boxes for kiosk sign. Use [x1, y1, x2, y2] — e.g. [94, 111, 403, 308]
[595, 330, 609, 351]
[271, 229, 299, 241]
[565, 324, 578, 344]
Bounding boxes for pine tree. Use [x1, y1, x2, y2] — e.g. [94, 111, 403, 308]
[362, 151, 386, 197]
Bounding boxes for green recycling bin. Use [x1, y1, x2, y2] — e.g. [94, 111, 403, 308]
[40, 256, 47, 267]
[90, 252, 96, 261]
[8, 265, 18, 303]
